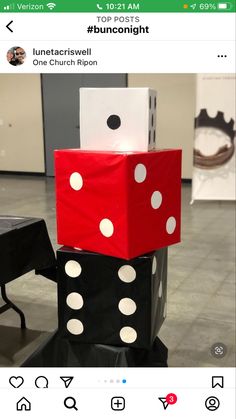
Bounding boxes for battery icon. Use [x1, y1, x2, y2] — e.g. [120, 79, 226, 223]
[217, 3, 232, 9]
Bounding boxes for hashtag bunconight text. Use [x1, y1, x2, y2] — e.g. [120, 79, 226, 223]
[87, 25, 149, 35]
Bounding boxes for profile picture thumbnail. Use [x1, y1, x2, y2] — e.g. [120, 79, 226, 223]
[7, 46, 26, 66]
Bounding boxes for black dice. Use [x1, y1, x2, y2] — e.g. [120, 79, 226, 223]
[57, 246, 167, 349]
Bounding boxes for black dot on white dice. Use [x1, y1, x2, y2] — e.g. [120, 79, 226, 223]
[118, 265, 137, 283]
[107, 114, 121, 130]
[151, 114, 154, 127]
[148, 91, 157, 149]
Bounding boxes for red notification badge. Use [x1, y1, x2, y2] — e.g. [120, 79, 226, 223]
[159, 393, 178, 410]
[166, 393, 177, 405]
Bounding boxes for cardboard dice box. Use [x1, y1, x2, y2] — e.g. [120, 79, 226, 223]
[55, 149, 181, 260]
[80, 88, 157, 151]
[57, 246, 167, 349]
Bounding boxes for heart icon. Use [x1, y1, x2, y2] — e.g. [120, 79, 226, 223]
[9, 376, 24, 388]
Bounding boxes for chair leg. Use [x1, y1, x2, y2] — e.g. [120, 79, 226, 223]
[1, 285, 26, 329]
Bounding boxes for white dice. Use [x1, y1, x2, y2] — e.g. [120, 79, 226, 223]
[80, 88, 157, 152]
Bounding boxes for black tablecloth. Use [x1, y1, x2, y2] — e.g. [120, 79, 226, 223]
[0, 216, 56, 285]
[22, 331, 168, 367]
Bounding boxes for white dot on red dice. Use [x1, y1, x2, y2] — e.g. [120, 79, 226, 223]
[134, 163, 147, 183]
[119, 326, 137, 343]
[151, 191, 162, 209]
[65, 260, 82, 278]
[166, 216, 176, 234]
[158, 282, 162, 298]
[99, 218, 114, 237]
[118, 265, 136, 283]
[66, 292, 84, 310]
[118, 298, 137, 315]
[152, 256, 157, 275]
[69, 172, 83, 191]
[67, 319, 84, 335]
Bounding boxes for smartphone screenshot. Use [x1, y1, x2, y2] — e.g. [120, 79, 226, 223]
[0, 0, 235, 417]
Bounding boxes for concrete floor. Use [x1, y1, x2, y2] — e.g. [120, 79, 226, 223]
[0, 174, 235, 367]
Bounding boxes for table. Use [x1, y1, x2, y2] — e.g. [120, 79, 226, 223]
[0, 216, 56, 328]
[22, 332, 168, 367]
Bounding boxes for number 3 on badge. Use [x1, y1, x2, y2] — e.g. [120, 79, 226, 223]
[166, 393, 177, 405]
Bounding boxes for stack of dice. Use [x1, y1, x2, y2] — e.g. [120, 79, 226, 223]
[54, 88, 181, 366]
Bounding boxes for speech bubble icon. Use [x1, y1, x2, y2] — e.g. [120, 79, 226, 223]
[35, 376, 49, 388]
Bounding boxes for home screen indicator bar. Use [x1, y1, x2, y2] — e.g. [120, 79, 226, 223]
[1, 0, 235, 13]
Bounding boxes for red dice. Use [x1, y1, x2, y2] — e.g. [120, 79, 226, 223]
[55, 149, 181, 259]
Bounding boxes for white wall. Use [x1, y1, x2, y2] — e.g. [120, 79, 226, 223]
[0, 74, 45, 173]
[128, 74, 196, 178]
[0, 73, 196, 177]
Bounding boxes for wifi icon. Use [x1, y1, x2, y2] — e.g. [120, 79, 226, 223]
[47, 2, 56, 10]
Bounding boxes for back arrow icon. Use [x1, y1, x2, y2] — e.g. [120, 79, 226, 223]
[6, 20, 13, 33]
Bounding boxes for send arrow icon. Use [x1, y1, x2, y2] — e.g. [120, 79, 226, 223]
[158, 397, 169, 410]
[60, 376, 74, 388]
